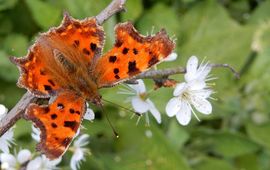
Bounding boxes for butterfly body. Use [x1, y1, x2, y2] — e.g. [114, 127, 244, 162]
[11, 13, 174, 159]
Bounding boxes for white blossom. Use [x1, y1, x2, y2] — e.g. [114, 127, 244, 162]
[84, 103, 95, 121]
[31, 125, 41, 142]
[70, 134, 90, 170]
[26, 155, 61, 170]
[0, 104, 14, 153]
[0, 149, 32, 170]
[166, 56, 214, 125]
[163, 52, 178, 62]
[119, 79, 161, 124]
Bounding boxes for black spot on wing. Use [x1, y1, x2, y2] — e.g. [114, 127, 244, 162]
[133, 48, 138, 55]
[109, 56, 117, 63]
[64, 121, 78, 131]
[122, 48, 129, 54]
[51, 123, 57, 128]
[83, 48, 90, 55]
[51, 114, 57, 120]
[44, 85, 52, 91]
[128, 61, 140, 75]
[69, 108, 75, 114]
[113, 68, 119, 74]
[90, 43, 97, 51]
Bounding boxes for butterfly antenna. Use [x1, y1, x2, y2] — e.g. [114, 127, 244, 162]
[100, 105, 119, 138]
[102, 98, 141, 117]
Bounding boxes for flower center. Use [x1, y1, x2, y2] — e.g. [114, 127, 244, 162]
[139, 92, 147, 101]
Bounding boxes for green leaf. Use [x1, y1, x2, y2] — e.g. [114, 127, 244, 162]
[25, 0, 61, 29]
[247, 123, 270, 151]
[121, 0, 143, 21]
[248, 0, 270, 25]
[167, 120, 190, 150]
[137, 3, 180, 36]
[59, 0, 111, 19]
[209, 132, 260, 158]
[0, 0, 18, 11]
[0, 50, 20, 82]
[193, 157, 234, 170]
[3, 33, 28, 56]
[235, 154, 260, 170]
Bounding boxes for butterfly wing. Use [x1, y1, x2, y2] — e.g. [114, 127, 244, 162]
[94, 22, 175, 88]
[11, 13, 104, 98]
[25, 91, 86, 159]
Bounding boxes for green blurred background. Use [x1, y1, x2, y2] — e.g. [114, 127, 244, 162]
[1, 0, 270, 169]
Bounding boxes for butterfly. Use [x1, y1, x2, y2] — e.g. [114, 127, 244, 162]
[11, 13, 175, 159]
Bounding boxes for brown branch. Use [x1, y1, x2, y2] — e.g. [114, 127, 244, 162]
[0, 92, 37, 136]
[0, 0, 127, 137]
[96, 0, 126, 25]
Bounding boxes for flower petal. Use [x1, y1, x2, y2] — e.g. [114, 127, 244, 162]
[173, 82, 187, 96]
[176, 101, 192, 126]
[146, 99, 161, 124]
[17, 149, 31, 164]
[197, 64, 211, 81]
[31, 125, 41, 142]
[74, 134, 90, 147]
[128, 79, 146, 94]
[84, 108, 95, 121]
[185, 56, 198, 82]
[0, 153, 16, 167]
[166, 97, 181, 117]
[131, 97, 149, 113]
[26, 157, 42, 170]
[189, 80, 206, 90]
[0, 104, 8, 118]
[163, 52, 177, 62]
[191, 96, 212, 115]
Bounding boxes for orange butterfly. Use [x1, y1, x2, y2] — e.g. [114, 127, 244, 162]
[11, 13, 175, 159]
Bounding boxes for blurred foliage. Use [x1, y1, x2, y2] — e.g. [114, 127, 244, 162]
[0, 0, 270, 169]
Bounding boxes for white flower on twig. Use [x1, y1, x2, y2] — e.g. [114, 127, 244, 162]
[26, 155, 61, 170]
[0, 104, 15, 153]
[0, 149, 32, 170]
[166, 56, 214, 125]
[119, 79, 161, 124]
[69, 134, 90, 170]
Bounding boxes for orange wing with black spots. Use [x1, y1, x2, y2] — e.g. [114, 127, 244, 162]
[94, 22, 175, 88]
[50, 13, 104, 65]
[11, 45, 61, 98]
[10, 13, 104, 98]
[25, 91, 86, 160]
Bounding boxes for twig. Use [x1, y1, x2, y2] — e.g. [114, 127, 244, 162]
[0, 92, 37, 136]
[0, 0, 127, 137]
[210, 64, 240, 79]
[134, 63, 239, 80]
[96, 0, 126, 25]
